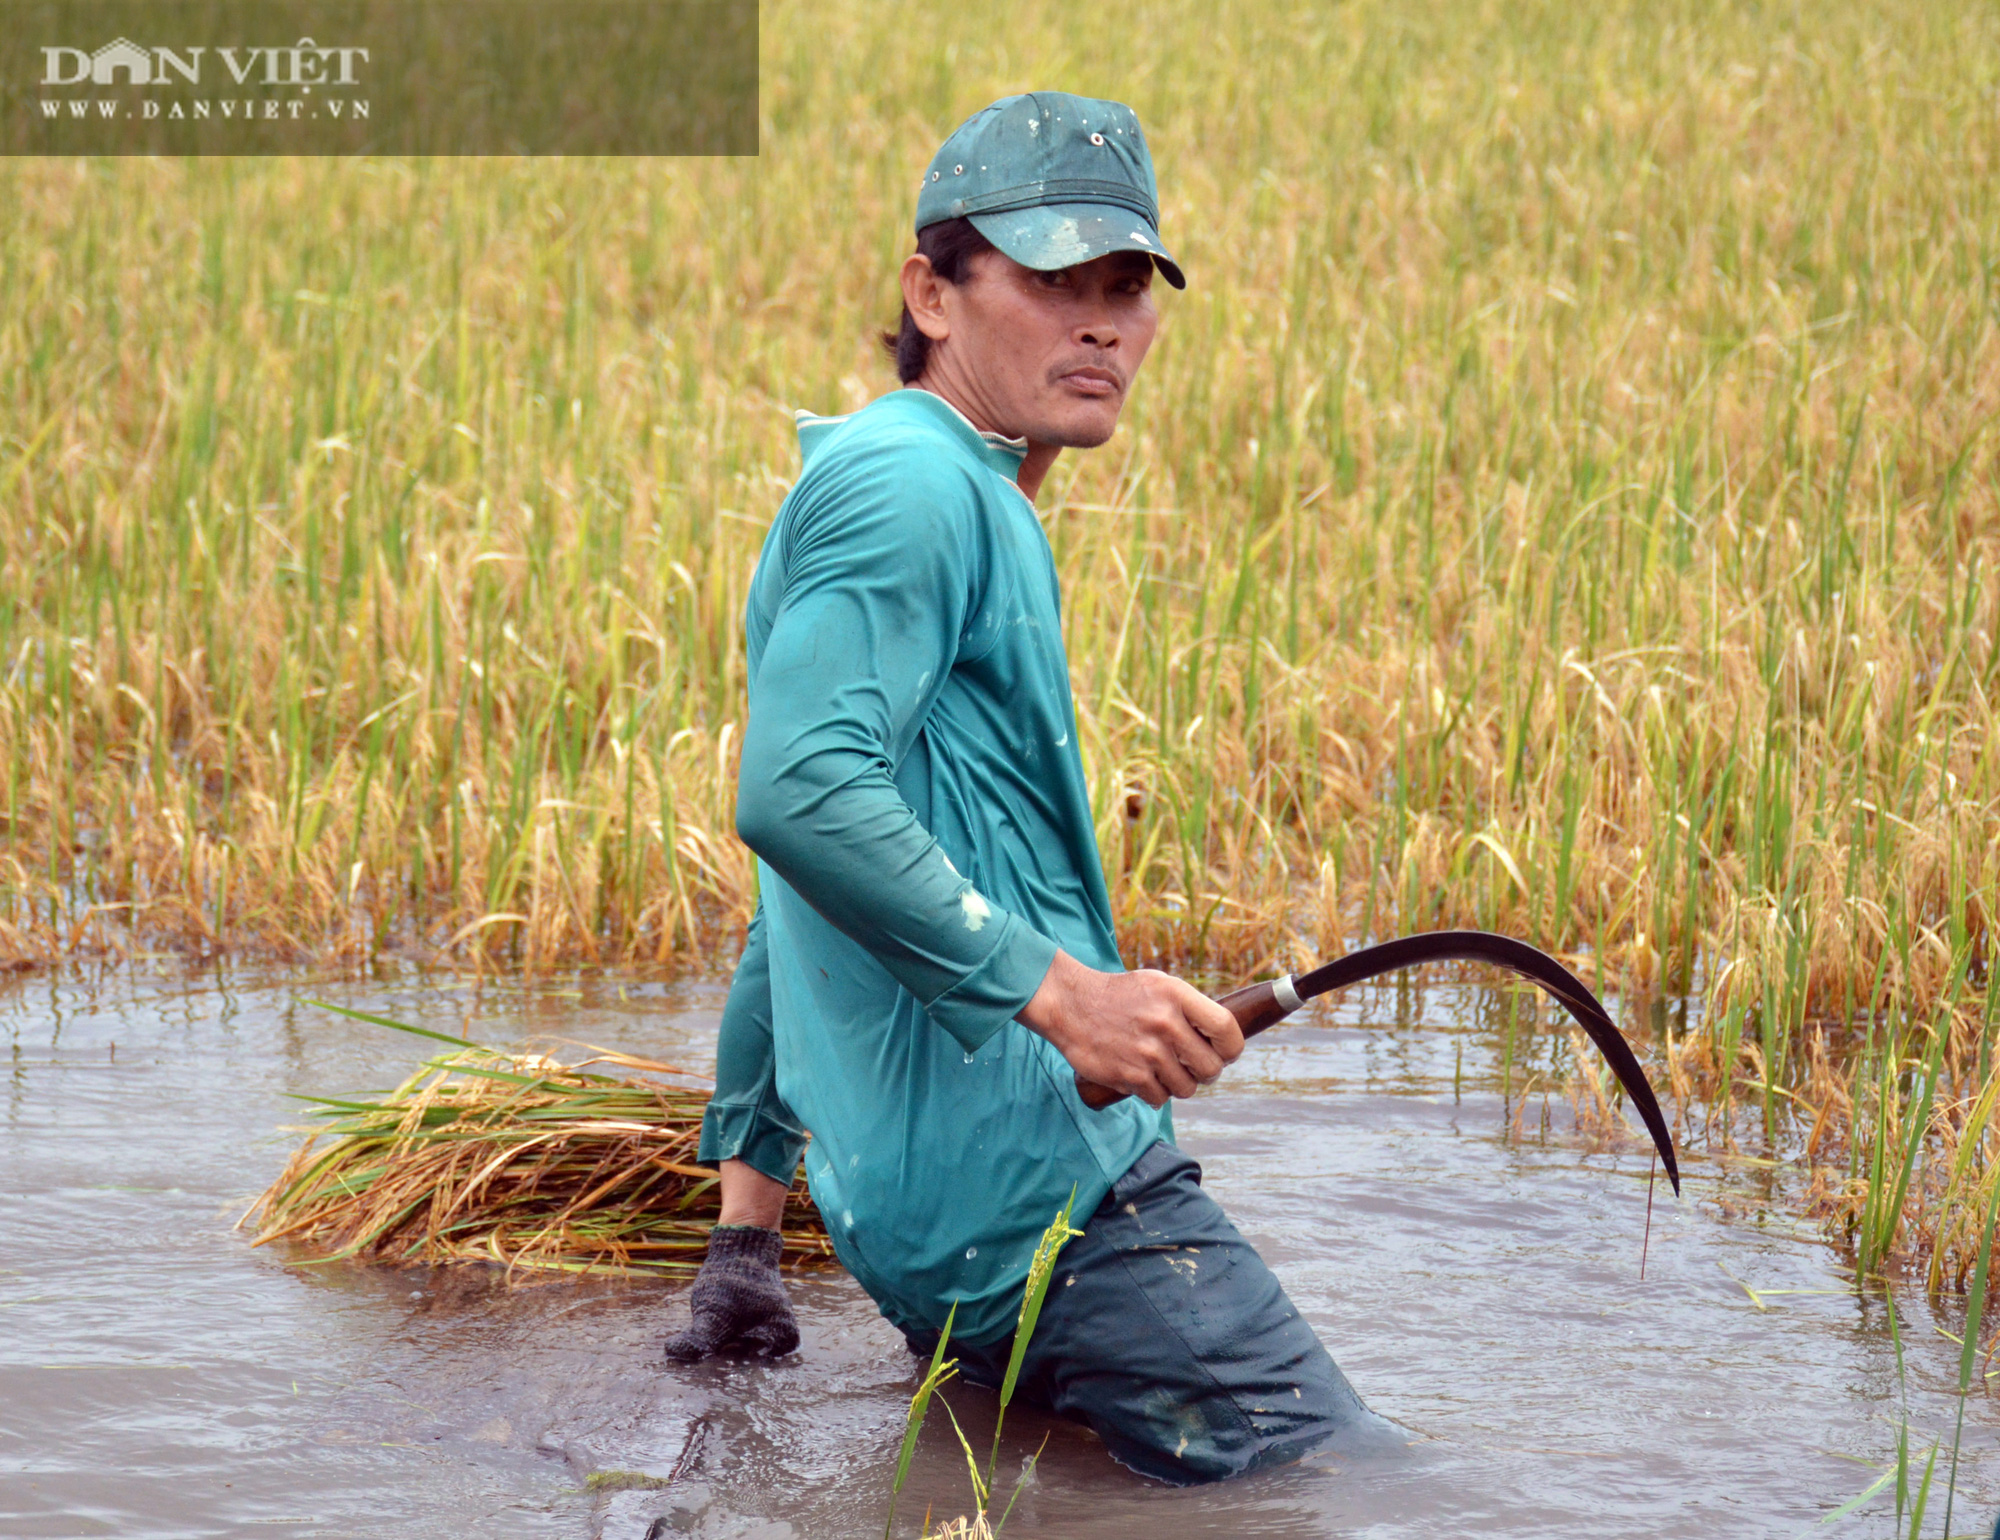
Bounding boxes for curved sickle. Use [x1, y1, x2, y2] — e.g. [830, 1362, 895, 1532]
[1075, 929, 1680, 1196]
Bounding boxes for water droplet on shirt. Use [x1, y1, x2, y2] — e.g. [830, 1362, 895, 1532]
[963, 1051, 976, 1064]
[965, 1246, 978, 1260]
[843, 1209, 855, 1228]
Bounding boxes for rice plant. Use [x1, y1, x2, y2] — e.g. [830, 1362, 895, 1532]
[885, 1200, 1081, 1539]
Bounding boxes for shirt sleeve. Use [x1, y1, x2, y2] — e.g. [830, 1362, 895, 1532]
[734, 439, 1060, 1054]
[696, 901, 810, 1185]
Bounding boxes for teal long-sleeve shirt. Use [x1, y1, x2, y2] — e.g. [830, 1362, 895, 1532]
[697, 387, 1170, 1348]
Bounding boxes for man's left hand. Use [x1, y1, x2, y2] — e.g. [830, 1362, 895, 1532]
[662, 1224, 800, 1362]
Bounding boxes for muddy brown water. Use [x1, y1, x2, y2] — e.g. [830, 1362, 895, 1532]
[2, 966, 1996, 1539]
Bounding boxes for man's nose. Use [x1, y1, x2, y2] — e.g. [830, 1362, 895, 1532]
[1076, 316, 1119, 349]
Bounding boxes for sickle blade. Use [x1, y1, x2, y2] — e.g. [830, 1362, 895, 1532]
[1289, 930, 1680, 1195]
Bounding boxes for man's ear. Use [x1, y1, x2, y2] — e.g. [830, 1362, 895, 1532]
[901, 252, 950, 343]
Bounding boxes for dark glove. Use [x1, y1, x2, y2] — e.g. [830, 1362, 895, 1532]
[662, 1224, 799, 1362]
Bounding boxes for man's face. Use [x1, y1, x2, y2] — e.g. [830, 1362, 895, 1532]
[915, 247, 1160, 449]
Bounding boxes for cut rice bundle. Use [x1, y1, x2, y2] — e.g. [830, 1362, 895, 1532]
[244, 1028, 830, 1277]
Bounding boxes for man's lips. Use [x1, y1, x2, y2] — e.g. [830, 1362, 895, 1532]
[1059, 366, 1123, 398]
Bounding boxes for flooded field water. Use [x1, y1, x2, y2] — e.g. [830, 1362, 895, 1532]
[3, 964, 1996, 1538]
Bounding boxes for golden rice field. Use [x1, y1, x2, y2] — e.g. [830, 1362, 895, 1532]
[5, 0, 2000, 1279]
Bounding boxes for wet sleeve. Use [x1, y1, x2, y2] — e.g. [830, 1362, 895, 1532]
[696, 903, 809, 1185]
[734, 446, 1060, 1054]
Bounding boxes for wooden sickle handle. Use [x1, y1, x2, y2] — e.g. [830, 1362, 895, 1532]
[1073, 979, 1294, 1110]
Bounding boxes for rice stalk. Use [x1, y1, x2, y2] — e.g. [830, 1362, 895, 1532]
[984, 1191, 1082, 1511]
[886, 1204, 1076, 1538]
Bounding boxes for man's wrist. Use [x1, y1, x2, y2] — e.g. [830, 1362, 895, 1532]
[1015, 948, 1090, 1048]
[716, 1158, 790, 1230]
[1014, 948, 1062, 1033]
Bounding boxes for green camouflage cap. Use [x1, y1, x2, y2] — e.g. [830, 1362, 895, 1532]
[914, 92, 1185, 290]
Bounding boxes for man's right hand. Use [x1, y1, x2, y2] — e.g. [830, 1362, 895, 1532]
[1015, 950, 1244, 1107]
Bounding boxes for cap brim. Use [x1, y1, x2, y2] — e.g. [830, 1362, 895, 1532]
[968, 202, 1186, 290]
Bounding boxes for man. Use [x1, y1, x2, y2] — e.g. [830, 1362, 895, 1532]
[662, 91, 1374, 1484]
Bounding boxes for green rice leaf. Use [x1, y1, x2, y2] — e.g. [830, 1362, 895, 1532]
[296, 997, 484, 1049]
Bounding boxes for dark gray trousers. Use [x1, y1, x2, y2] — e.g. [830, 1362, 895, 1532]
[903, 1140, 1371, 1484]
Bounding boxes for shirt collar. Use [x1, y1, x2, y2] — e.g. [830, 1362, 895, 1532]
[903, 388, 1031, 470]
[794, 388, 1030, 482]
